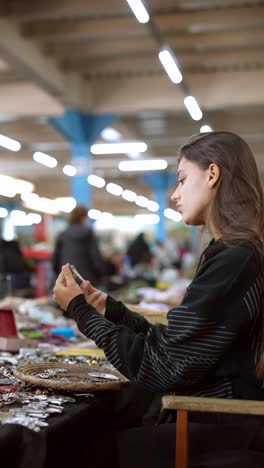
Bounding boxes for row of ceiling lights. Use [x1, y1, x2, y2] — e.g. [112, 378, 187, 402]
[126, 0, 213, 130]
[0, 132, 182, 219]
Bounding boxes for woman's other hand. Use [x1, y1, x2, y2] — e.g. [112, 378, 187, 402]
[53, 264, 83, 310]
[80, 281, 107, 315]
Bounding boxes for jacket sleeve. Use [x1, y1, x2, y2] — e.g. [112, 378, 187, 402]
[104, 295, 152, 334]
[67, 247, 256, 392]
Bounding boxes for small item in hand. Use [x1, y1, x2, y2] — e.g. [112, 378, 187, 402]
[69, 265, 85, 285]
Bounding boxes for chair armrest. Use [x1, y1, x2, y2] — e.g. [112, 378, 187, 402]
[162, 395, 264, 416]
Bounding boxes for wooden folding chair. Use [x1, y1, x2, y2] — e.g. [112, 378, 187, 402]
[162, 395, 264, 468]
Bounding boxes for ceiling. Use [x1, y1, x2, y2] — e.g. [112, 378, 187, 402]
[0, 0, 263, 216]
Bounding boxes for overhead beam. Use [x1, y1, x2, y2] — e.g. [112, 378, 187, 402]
[47, 29, 264, 59]
[0, 0, 127, 20]
[0, 19, 65, 97]
[0, 0, 253, 21]
[65, 48, 264, 74]
[22, 17, 144, 41]
[83, 69, 264, 113]
[155, 6, 264, 31]
[0, 19, 87, 108]
[21, 6, 264, 41]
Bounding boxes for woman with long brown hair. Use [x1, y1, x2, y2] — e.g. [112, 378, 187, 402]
[54, 131, 264, 467]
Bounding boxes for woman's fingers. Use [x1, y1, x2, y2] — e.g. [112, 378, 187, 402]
[81, 280, 98, 294]
[61, 264, 75, 284]
[54, 270, 67, 288]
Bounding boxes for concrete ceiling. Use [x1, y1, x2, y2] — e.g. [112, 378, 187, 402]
[0, 0, 263, 216]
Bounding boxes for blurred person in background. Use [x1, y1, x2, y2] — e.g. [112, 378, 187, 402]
[52, 205, 106, 286]
[126, 232, 151, 267]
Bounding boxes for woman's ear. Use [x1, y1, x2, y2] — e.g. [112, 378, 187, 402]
[208, 163, 220, 189]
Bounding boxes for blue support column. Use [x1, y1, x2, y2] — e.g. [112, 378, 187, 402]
[71, 142, 92, 205]
[143, 172, 177, 242]
[50, 109, 116, 206]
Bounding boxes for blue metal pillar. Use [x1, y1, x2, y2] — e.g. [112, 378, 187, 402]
[50, 109, 115, 206]
[144, 172, 177, 242]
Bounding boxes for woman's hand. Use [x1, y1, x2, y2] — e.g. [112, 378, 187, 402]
[53, 264, 83, 310]
[80, 281, 107, 315]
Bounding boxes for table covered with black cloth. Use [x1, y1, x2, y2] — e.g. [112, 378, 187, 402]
[1, 385, 264, 468]
[0, 384, 159, 468]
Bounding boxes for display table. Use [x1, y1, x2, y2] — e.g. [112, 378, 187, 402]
[0, 392, 117, 468]
[1, 386, 264, 468]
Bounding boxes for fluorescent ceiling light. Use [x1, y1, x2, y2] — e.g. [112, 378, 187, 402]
[0, 134, 21, 151]
[134, 214, 160, 224]
[106, 183, 123, 196]
[63, 164, 77, 176]
[55, 197, 76, 213]
[184, 96, 203, 121]
[126, 0, 149, 23]
[100, 212, 113, 220]
[147, 200, 159, 212]
[164, 208, 182, 222]
[91, 142, 147, 154]
[200, 125, 212, 133]
[119, 159, 168, 171]
[23, 197, 59, 215]
[10, 210, 31, 226]
[14, 178, 34, 194]
[0, 175, 34, 195]
[0, 186, 16, 198]
[88, 209, 101, 220]
[135, 195, 149, 208]
[10, 211, 41, 226]
[159, 48, 183, 84]
[101, 127, 122, 141]
[122, 190, 137, 202]
[87, 174, 105, 188]
[33, 151, 58, 168]
[0, 207, 8, 218]
[21, 192, 39, 203]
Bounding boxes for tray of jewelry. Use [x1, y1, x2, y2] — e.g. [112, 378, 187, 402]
[13, 362, 128, 392]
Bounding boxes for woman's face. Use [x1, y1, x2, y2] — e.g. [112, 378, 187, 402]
[171, 157, 216, 226]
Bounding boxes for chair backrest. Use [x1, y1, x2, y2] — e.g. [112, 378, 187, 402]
[162, 395, 264, 468]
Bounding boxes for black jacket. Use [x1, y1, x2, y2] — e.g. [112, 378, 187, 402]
[52, 224, 105, 284]
[68, 240, 264, 400]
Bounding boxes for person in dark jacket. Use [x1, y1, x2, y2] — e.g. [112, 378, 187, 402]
[126, 232, 151, 266]
[52, 205, 105, 285]
[54, 132, 264, 468]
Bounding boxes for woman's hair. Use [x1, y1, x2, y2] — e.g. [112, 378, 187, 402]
[179, 131, 264, 377]
[179, 131, 264, 245]
[68, 205, 88, 225]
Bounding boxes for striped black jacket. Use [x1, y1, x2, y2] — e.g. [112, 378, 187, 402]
[68, 240, 264, 400]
